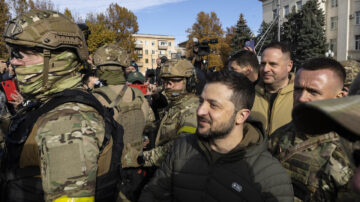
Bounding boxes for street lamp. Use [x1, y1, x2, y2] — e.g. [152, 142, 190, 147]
[325, 49, 334, 58]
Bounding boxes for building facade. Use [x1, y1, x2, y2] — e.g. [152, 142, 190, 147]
[259, 0, 360, 61]
[132, 34, 176, 73]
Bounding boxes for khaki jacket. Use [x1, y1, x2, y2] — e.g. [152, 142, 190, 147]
[251, 73, 294, 135]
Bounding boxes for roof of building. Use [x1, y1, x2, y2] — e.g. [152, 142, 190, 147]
[132, 33, 175, 39]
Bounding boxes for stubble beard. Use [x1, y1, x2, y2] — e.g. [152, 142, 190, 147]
[197, 111, 237, 141]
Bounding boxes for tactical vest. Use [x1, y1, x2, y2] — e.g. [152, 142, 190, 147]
[93, 85, 146, 168]
[1, 89, 124, 202]
[279, 132, 341, 202]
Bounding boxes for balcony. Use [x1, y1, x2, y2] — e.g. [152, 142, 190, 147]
[135, 43, 143, 49]
[158, 42, 168, 50]
[137, 62, 143, 67]
[158, 45, 168, 50]
[138, 54, 143, 58]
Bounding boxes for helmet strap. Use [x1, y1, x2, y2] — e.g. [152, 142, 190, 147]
[42, 49, 51, 89]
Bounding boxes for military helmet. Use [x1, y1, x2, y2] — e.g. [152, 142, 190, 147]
[93, 43, 130, 67]
[161, 59, 194, 78]
[340, 60, 360, 87]
[3, 9, 88, 61]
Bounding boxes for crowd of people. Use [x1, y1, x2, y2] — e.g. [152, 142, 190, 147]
[0, 8, 359, 202]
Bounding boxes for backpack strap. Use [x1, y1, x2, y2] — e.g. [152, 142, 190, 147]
[92, 90, 112, 104]
[6, 89, 113, 152]
[109, 85, 128, 108]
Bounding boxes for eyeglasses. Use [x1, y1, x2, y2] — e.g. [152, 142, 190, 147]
[11, 49, 24, 59]
[9, 46, 42, 60]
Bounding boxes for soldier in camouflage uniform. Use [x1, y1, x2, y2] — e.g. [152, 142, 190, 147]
[91, 43, 155, 169]
[1, 10, 121, 202]
[141, 59, 199, 167]
[269, 58, 354, 201]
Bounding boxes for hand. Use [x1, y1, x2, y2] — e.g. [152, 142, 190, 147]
[244, 46, 257, 55]
[0, 61, 8, 74]
[146, 84, 158, 96]
[9, 90, 24, 107]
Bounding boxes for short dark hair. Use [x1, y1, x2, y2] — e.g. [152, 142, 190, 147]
[263, 41, 291, 59]
[300, 57, 346, 86]
[229, 50, 260, 73]
[206, 70, 255, 110]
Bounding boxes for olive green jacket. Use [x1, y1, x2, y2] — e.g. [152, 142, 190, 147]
[251, 73, 295, 135]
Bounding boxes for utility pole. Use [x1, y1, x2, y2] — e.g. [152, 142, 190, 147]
[277, 0, 281, 42]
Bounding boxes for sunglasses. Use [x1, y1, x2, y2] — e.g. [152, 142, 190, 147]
[10, 49, 24, 59]
[162, 78, 184, 85]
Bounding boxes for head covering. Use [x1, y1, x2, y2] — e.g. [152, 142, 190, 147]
[292, 95, 360, 141]
[161, 59, 194, 78]
[127, 72, 145, 84]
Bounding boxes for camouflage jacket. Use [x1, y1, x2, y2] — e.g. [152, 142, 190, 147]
[143, 93, 199, 167]
[270, 122, 354, 202]
[1, 99, 109, 202]
[34, 102, 106, 201]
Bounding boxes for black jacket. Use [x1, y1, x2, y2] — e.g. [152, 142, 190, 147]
[139, 118, 293, 202]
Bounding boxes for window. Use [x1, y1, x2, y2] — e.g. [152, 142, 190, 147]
[330, 16, 338, 30]
[151, 41, 155, 46]
[331, 0, 337, 8]
[152, 59, 155, 64]
[284, 5, 289, 17]
[144, 40, 148, 46]
[145, 49, 148, 55]
[159, 50, 166, 55]
[329, 39, 336, 52]
[296, 1, 302, 11]
[273, 9, 278, 19]
[159, 41, 167, 46]
[145, 59, 149, 63]
[152, 50, 155, 54]
[168, 42, 172, 47]
[135, 49, 143, 54]
[168, 50, 171, 55]
[356, 11, 360, 25]
[356, 35, 360, 50]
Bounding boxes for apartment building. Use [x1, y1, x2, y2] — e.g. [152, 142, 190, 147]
[259, 0, 360, 61]
[132, 34, 176, 73]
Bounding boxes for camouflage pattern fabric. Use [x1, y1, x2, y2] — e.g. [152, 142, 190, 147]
[270, 122, 354, 202]
[3, 10, 88, 61]
[33, 102, 105, 201]
[93, 85, 155, 168]
[143, 94, 199, 167]
[340, 60, 360, 87]
[14, 51, 82, 101]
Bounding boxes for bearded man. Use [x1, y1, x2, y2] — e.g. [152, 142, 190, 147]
[139, 70, 294, 202]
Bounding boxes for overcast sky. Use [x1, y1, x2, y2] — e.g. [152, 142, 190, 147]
[51, 0, 263, 45]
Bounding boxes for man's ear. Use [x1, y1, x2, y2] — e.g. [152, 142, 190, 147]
[235, 109, 250, 125]
[336, 89, 346, 98]
[245, 66, 252, 75]
[287, 60, 293, 73]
